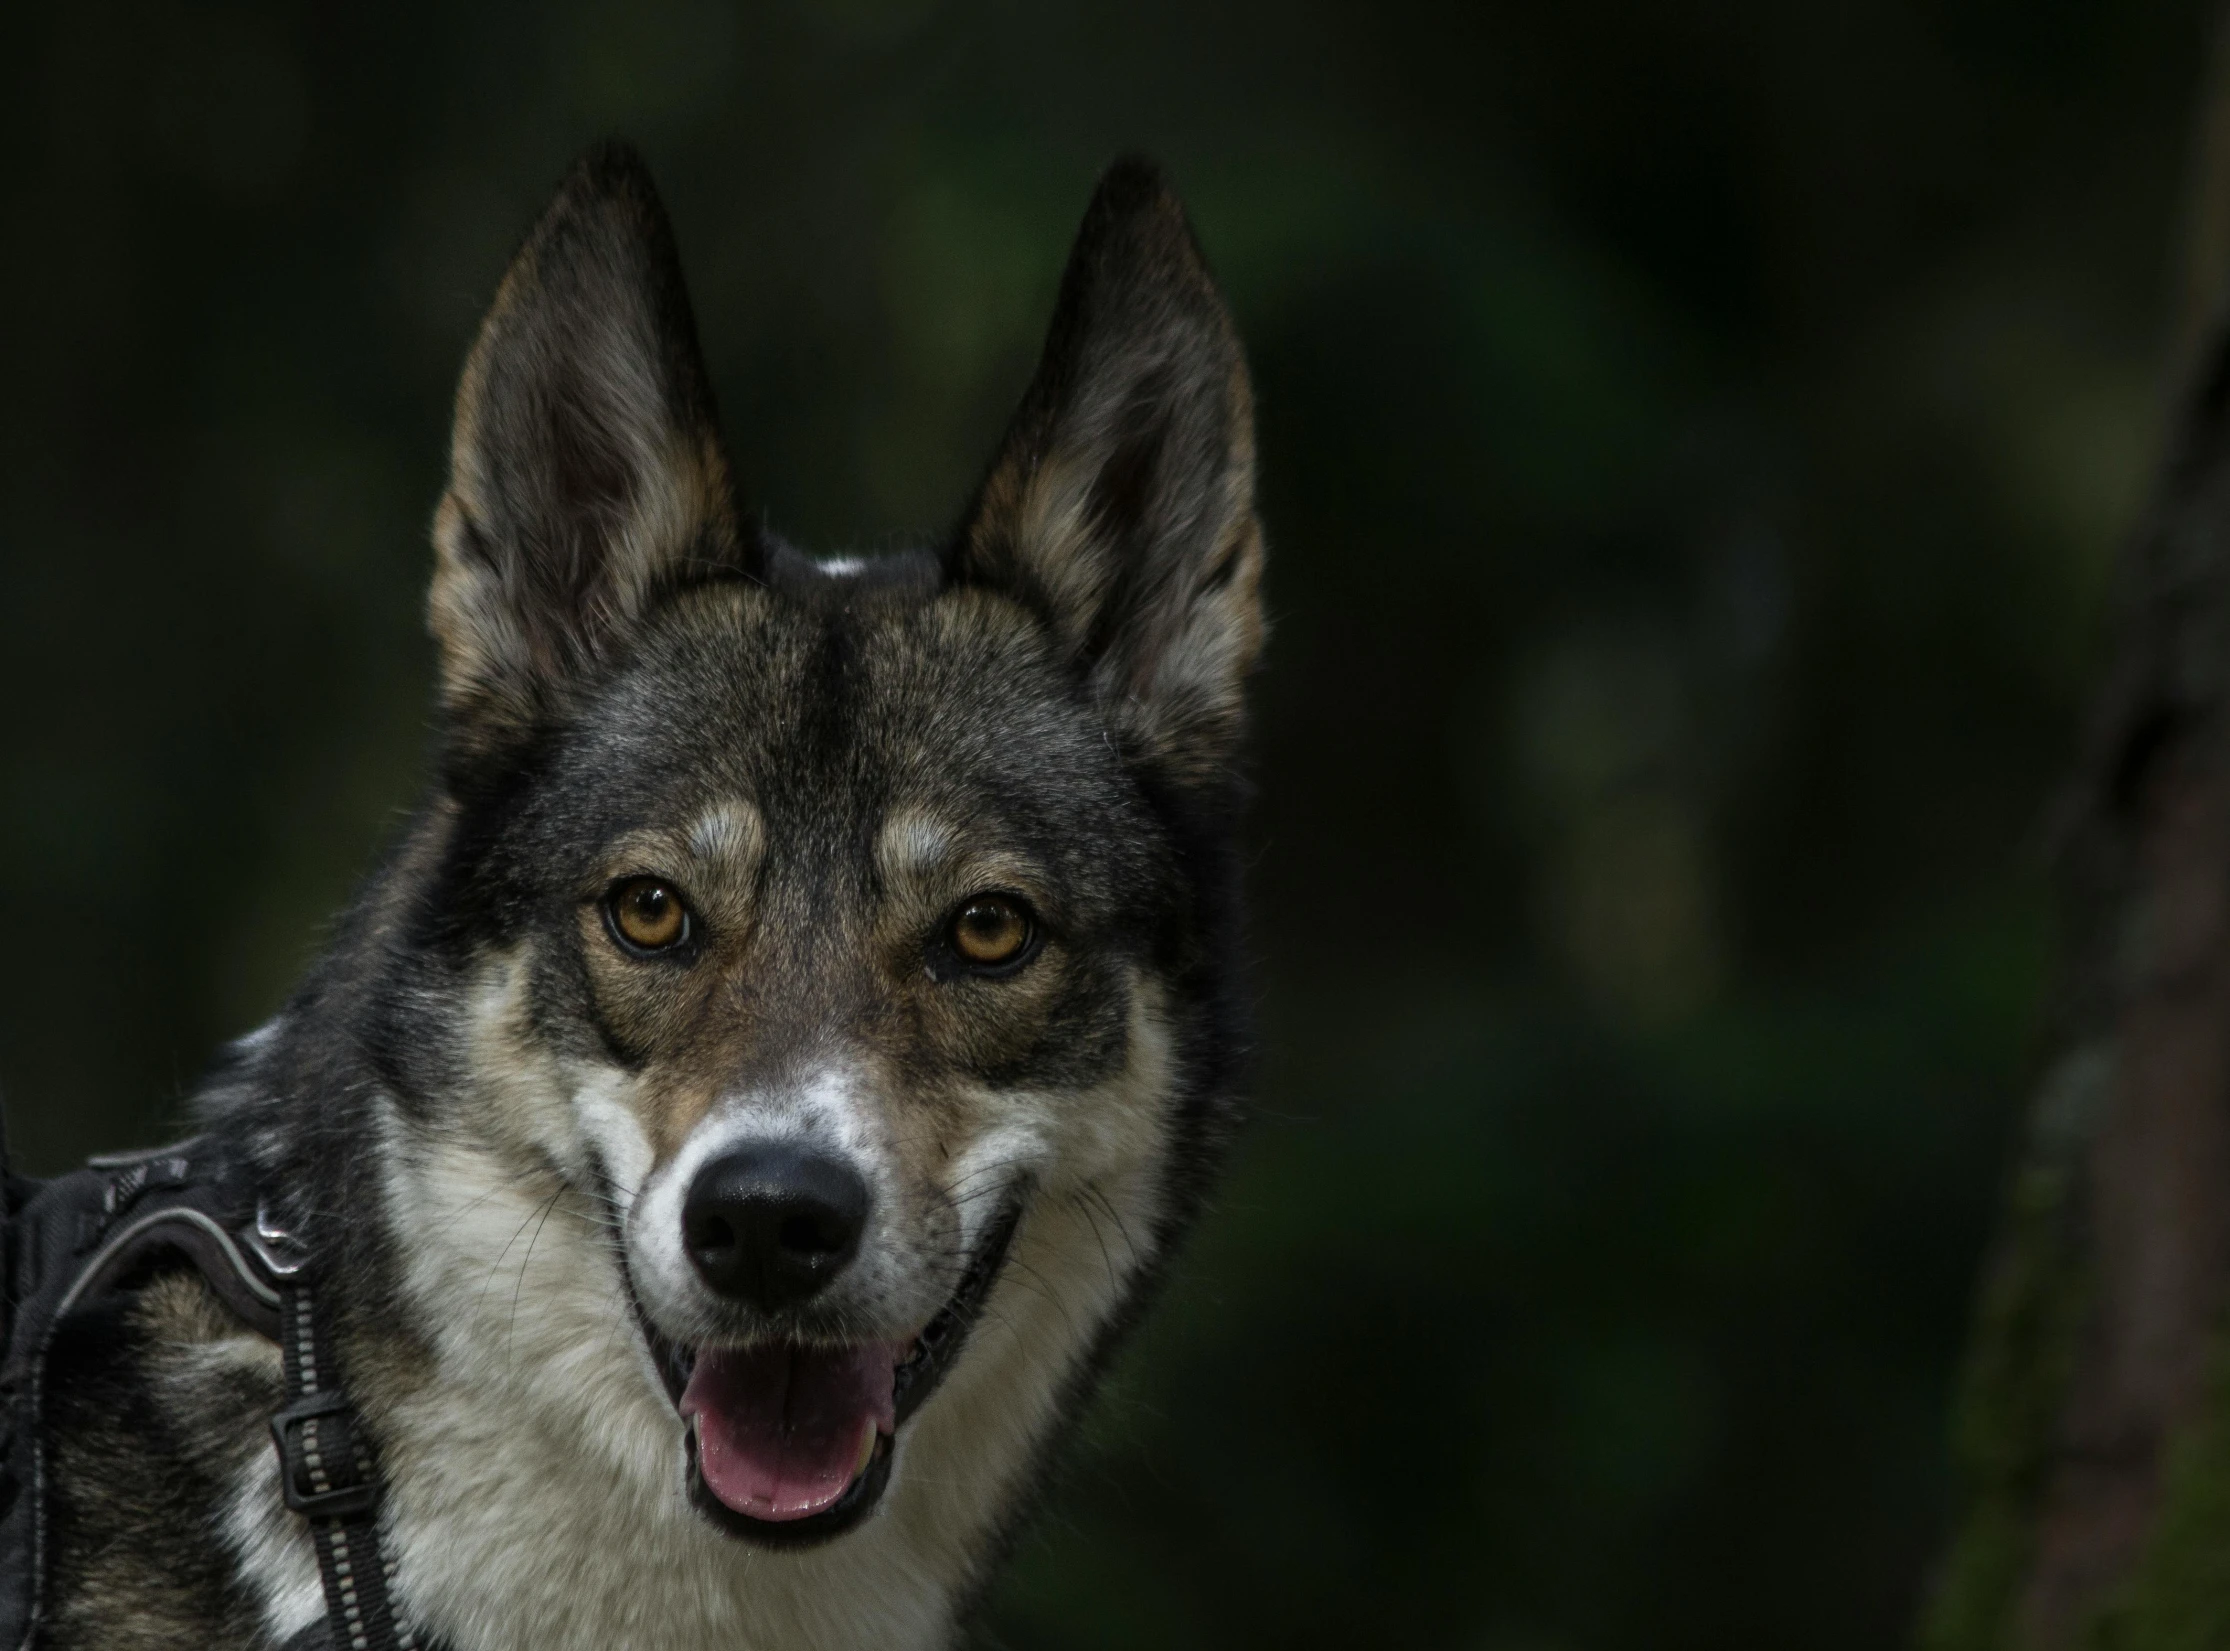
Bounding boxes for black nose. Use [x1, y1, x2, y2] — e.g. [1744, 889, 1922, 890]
[681, 1143, 870, 1310]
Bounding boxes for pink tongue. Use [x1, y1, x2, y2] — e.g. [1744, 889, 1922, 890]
[680, 1344, 900, 1522]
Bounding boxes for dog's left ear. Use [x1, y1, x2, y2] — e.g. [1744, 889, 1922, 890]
[951, 159, 1264, 782]
[430, 141, 747, 753]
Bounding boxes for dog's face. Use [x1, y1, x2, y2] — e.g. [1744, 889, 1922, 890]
[491, 576, 1185, 1542]
[401, 148, 1260, 1546]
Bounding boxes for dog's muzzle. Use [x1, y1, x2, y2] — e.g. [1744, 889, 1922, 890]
[612, 1146, 1023, 1548]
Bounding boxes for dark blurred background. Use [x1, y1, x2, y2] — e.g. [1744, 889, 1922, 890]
[0, 0, 2205, 1645]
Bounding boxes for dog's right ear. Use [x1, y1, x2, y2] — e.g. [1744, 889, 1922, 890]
[949, 159, 1263, 786]
[430, 142, 746, 754]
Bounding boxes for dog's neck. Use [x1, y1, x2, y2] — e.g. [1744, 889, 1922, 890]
[208, 1072, 1153, 1651]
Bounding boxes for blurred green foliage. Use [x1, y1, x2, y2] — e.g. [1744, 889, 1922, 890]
[0, 0, 2206, 1644]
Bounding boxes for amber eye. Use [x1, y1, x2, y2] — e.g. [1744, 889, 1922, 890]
[606, 877, 691, 953]
[948, 895, 1033, 970]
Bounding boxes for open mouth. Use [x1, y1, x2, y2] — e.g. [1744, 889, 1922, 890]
[626, 1203, 1022, 1548]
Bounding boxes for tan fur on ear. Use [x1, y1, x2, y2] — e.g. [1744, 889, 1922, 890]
[954, 159, 1266, 783]
[428, 142, 746, 751]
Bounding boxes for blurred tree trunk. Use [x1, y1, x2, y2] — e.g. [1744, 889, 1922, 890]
[1921, 13, 2230, 1646]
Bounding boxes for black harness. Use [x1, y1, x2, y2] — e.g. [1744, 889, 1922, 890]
[0, 1134, 443, 1651]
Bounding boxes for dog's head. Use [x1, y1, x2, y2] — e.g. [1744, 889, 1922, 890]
[400, 144, 1260, 1545]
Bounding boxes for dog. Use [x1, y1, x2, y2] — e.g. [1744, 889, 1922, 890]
[26, 141, 1263, 1649]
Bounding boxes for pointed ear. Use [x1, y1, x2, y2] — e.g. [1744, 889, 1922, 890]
[429, 141, 747, 751]
[951, 159, 1265, 781]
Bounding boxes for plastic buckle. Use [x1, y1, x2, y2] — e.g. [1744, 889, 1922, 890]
[269, 1390, 378, 1519]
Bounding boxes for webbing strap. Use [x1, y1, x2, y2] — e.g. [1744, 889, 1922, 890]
[0, 1135, 446, 1651]
[271, 1275, 425, 1651]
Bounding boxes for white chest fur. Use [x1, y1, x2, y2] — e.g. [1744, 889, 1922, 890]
[222, 1129, 1152, 1651]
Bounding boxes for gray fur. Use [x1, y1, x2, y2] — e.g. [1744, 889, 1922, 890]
[37, 143, 1261, 1650]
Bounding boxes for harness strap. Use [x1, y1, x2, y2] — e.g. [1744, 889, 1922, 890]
[0, 1137, 447, 1651]
[271, 1271, 424, 1651]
